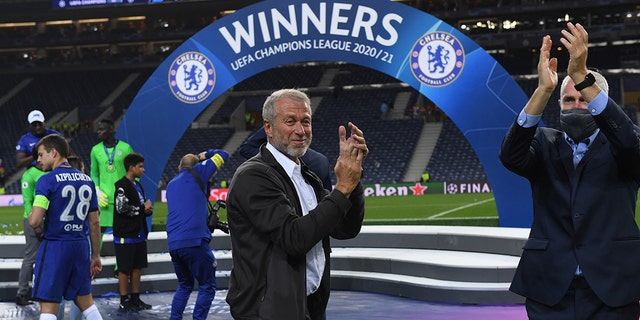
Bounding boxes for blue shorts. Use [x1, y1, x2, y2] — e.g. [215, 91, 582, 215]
[32, 239, 92, 302]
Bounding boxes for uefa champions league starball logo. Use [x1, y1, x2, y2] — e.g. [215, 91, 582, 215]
[169, 51, 216, 104]
[410, 31, 464, 88]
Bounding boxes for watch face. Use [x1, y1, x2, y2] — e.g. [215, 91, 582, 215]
[585, 73, 595, 83]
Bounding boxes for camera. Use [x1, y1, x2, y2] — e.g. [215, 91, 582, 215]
[208, 199, 229, 234]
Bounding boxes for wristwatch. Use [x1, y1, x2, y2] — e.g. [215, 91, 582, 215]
[573, 73, 595, 91]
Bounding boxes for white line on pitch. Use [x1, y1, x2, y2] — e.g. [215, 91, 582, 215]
[430, 216, 497, 220]
[365, 216, 497, 222]
[427, 198, 495, 220]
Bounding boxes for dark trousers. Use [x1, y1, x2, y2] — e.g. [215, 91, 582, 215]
[526, 276, 640, 320]
[169, 239, 216, 320]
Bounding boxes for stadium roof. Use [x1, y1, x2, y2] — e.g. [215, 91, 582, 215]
[0, 0, 261, 23]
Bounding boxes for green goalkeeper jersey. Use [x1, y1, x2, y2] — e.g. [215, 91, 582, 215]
[21, 166, 47, 219]
[90, 140, 134, 227]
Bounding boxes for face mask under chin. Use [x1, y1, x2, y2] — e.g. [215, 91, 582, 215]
[559, 109, 598, 143]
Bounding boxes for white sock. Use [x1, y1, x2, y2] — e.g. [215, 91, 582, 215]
[39, 314, 56, 320]
[82, 304, 103, 320]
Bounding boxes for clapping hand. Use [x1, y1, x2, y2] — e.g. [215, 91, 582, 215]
[334, 122, 368, 198]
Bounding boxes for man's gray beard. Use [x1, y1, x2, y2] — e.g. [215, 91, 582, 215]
[275, 143, 309, 160]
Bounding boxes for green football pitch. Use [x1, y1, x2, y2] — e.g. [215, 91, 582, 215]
[2, 193, 640, 235]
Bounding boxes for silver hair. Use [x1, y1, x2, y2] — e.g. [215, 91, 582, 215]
[262, 89, 311, 123]
[560, 71, 609, 96]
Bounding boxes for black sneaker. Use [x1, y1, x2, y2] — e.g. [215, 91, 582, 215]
[132, 297, 152, 310]
[119, 299, 137, 312]
[16, 295, 33, 306]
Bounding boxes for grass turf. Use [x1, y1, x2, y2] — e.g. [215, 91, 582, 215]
[0, 193, 499, 235]
[3, 192, 640, 235]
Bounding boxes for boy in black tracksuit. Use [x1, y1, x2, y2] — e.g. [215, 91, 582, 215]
[113, 153, 153, 312]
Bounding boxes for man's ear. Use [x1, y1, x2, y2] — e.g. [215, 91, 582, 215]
[264, 120, 272, 138]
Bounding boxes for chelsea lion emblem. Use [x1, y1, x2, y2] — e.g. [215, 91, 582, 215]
[169, 51, 216, 104]
[410, 32, 464, 87]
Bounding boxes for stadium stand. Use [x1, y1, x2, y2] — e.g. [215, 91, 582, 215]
[2, 58, 639, 191]
[1, 64, 639, 192]
[161, 127, 235, 181]
[330, 63, 402, 87]
[208, 95, 246, 125]
[311, 88, 424, 184]
[425, 119, 487, 183]
[233, 64, 326, 91]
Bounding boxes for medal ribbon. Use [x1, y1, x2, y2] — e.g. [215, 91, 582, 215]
[103, 140, 119, 167]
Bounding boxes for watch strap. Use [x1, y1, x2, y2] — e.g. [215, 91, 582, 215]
[574, 73, 595, 91]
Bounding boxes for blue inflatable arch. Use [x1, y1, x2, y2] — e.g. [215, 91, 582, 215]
[117, 0, 533, 227]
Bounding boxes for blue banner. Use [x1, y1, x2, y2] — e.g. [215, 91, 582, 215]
[118, 0, 533, 227]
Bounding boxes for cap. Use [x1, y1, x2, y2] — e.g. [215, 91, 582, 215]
[28, 110, 45, 124]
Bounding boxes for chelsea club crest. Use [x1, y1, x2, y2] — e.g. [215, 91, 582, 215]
[410, 32, 464, 87]
[169, 51, 216, 104]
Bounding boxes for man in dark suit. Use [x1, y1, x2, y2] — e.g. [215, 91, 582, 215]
[238, 126, 333, 190]
[226, 88, 367, 319]
[499, 22, 640, 319]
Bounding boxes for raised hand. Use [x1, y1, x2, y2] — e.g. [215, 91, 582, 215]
[537, 35, 558, 93]
[560, 22, 589, 80]
[333, 122, 368, 198]
[346, 122, 368, 160]
[523, 34, 559, 115]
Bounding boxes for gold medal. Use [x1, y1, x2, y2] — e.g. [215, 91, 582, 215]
[104, 141, 118, 173]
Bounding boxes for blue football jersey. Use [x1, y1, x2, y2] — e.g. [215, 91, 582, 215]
[15, 129, 63, 167]
[34, 164, 99, 241]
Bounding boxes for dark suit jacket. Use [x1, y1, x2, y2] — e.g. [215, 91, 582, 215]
[225, 145, 364, 320]
[238, 126, 333, 189]
[499, 97, 640, 307]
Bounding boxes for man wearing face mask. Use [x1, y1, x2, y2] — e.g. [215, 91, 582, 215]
[500, 23, 640, 319]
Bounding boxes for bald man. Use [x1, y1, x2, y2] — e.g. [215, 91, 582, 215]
[165, 148, 229, 320]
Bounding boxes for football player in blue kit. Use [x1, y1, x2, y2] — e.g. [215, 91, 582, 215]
[28, 134, 103, 320]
